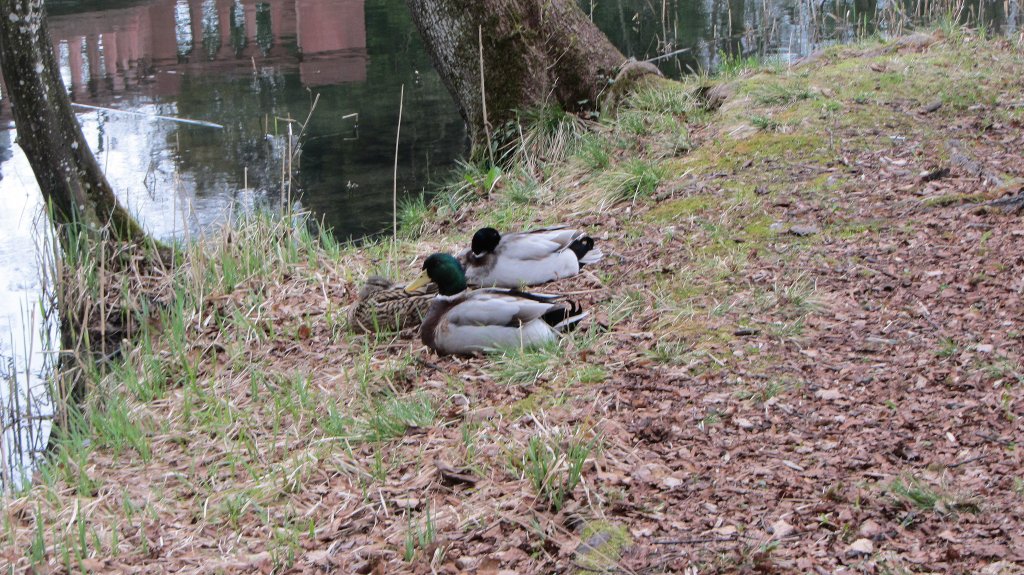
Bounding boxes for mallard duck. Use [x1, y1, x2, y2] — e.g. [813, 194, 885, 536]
[405, 253, 587, 355]
[348, 276, 436, 334]
[458, 226, 603, 288]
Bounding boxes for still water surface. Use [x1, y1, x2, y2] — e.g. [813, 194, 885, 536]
[1, 0, 1021, 484]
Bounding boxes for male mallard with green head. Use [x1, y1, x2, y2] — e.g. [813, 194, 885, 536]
[458, 226, 603, 288]
[405, 253, 587, 355]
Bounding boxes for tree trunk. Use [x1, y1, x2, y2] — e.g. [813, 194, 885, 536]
[0, 0, 147, 243]
[406, 0, 650, 156]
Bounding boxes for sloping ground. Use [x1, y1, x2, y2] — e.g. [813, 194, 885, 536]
[3, 32, 1023, 574]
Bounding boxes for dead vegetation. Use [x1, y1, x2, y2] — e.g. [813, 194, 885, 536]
[2, 31, 1023, 574]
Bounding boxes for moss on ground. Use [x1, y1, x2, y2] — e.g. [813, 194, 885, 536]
[647, 194, 716, 221]
[574, 521, 632, 573]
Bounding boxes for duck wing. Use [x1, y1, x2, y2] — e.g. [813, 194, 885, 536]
[498, 227, 584, 261]
[444, 289, 559, 328]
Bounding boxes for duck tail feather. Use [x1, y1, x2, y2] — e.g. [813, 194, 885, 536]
[554, 310, 589, 332]
[578, 246, 604, 266]
[568, 235, 599, 263]
[543, 300, 588, 332]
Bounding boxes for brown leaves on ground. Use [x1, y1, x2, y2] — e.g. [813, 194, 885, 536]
[4, 33, 1024, 575]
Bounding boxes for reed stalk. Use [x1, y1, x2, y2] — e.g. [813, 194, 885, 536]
[393, 85, 405, 239]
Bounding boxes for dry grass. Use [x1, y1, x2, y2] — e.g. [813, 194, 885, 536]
[3, 30, 1024, 574]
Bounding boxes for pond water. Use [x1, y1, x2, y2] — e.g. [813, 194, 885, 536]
[1, 0, 1020, 486]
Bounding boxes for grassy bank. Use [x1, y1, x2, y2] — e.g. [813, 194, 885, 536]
[3, 30, 1024, 574]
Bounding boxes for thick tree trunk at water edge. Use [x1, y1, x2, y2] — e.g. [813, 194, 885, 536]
[0, 0, 147, 243]
[406, 0, 652, 157]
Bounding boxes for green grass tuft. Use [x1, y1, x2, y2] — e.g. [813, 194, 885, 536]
[512, 430, 594, 511]
[715, 50, 768, 77]
[490, 341, 562, 387]
[362, 394, 436, 443]
[602, 159, 669, 203]
[397, 193, 430, 238]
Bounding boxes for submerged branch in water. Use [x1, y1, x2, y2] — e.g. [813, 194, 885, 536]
[70, 103, 224, 129]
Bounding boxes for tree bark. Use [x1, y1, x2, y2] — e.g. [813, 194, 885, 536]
[406, 0, 645, 156]
[0, 0, 147, 243]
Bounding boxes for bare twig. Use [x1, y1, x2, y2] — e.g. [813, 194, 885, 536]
[393, 84, 405, 239]
[70, 103, 224, 129]
[947, 453, 990, 469]
[653, 536, 739, 545]
[479, 25, 494, 166]
[291, 92, 321, 159]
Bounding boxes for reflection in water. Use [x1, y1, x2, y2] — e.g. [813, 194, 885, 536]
[596, 0, 1023, 76]
[201, 0, 221, 58]
[2, 0, 465, 241]
[176, 0, 194, 58]
[256, 3, 274, 55]
[230, 0, 247, 55]
[0, 131, 57, 491]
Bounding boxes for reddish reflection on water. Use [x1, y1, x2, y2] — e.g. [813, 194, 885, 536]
[1, 0, 367, 119]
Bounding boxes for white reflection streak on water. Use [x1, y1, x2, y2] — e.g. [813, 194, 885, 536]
[177, 0, 194, 56]
[57, 40, 72, 88]
[0, 134, 55, 490]
[233, 0, 245, 29]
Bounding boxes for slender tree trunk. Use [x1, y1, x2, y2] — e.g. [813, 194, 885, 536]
[0, 0, 147, 243]
[406, 0, 653, 155]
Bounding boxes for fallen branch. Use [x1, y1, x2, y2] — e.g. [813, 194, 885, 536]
[652, 536, 738, 545]
[985, 188, 1024, 213]
[947, 453, 989, 469]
